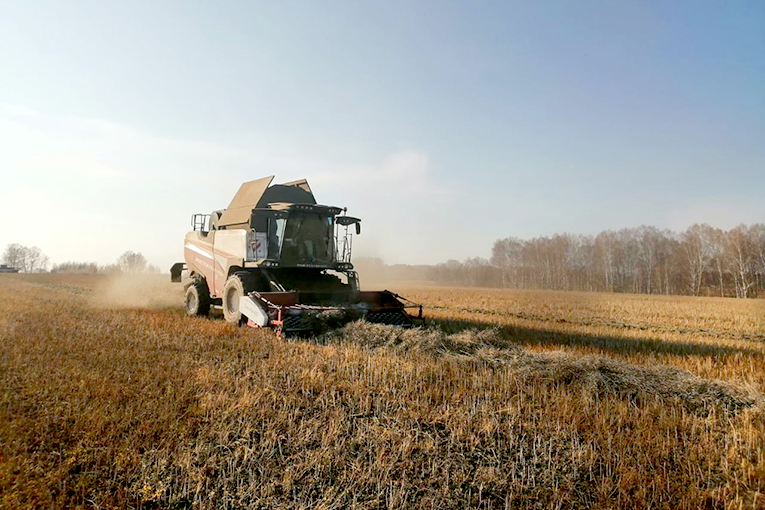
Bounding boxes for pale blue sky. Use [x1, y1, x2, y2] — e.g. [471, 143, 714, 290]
[1, 1, 763, 268]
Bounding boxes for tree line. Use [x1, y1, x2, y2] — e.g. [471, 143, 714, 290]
[357, 223, 765, 298]
[1, 245, 160, 274]
[484, 224, 764, 298]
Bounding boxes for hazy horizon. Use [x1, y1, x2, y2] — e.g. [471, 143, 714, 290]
[1, 1, 763, 270]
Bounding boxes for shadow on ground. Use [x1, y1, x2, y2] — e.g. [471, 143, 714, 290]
[422, 316, 764, 360]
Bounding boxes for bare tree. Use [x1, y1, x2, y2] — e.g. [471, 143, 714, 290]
[117, 251, 148, 273]
[751, 224, 765, 296]
[637, 226, 667, 294]
[681, 225, 709, 296]
[2, 244, 49, 273]
[25, 247, 50, 273]
[2, 244, 27, 271]
[568, 235, 594, 291]
[702, 225, 727, 297]
[725, 225, 756, 298]
[491, 237, 524, 288]
[593, 231, 617, 292]
[616, 229, 641, 293]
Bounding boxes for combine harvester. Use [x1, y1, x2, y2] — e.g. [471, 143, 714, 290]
[171, 176, 421, 336]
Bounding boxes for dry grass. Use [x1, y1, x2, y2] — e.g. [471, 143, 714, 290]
[1, 274, 764, 509]
[322, 322, 762, 415]
[402, 285, 765, 387]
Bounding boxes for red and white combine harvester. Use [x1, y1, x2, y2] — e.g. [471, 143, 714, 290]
[171, 177, 421, 337]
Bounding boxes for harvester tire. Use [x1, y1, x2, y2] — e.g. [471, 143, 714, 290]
[222, 273, 249, 325]
[185, 279, 211, 317]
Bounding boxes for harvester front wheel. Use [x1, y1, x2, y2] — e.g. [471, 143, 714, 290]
[185, 279, 211, 317]
[222, 274, 249, 325]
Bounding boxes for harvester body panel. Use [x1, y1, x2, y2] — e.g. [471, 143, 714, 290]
[184, 230, 247, 296]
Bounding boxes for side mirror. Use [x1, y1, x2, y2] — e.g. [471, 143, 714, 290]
[336, 215, 362, 234]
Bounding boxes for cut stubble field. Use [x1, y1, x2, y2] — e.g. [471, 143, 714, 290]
[1, 274, 764, 509]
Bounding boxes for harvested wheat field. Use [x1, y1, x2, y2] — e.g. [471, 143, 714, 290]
[1, 274, 764, 509]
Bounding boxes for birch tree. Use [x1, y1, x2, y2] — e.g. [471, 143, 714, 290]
[681, 224, 709, 296]
[725, 225, 755, 298]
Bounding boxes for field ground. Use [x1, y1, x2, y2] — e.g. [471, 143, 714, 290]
[1, 274, 764, 509]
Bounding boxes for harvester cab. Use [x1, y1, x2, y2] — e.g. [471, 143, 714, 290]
[171, 176, 421, 336]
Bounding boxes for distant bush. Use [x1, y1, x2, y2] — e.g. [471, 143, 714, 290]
[51, 262, 101, 274]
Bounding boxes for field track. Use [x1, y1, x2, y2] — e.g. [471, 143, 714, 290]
[1, 274, 764, 509]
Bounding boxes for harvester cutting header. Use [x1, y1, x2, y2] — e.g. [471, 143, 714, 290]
[171, 176, 420, 336]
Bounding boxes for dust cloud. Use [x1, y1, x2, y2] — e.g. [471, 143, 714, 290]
[91, 274, 183, 309]
[353, 257, 433, 290]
